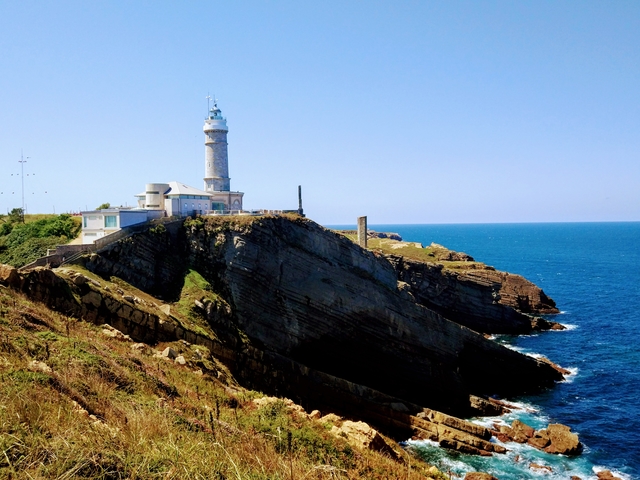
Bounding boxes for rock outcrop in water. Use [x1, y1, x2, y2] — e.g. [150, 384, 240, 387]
[2, 215, 566, 454]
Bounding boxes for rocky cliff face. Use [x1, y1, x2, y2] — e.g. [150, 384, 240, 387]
[387, 254, 559, 334]
[2, 215, 565, 447]
[74, 216, 562, 413]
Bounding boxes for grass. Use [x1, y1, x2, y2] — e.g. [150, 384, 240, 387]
[336, 232, 491, 271]
[172, 269, 229, 340]
[0, 286, 446, 479]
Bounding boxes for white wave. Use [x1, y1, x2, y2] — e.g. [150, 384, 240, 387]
[560, 323, 578, 331]
[405, 438, 438, 448]
[560, 367, 579, 383]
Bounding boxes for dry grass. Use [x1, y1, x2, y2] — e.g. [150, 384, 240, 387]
[0, 287, 445, 479]
[334, 232, 490, 271]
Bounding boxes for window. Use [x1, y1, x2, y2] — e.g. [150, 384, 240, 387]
[104, 216, 117, 228]
[83, 217, 87, 228]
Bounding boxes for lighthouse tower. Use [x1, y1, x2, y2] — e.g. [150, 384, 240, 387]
[202, 100, 244, 211]
[203, 102, 230, 192]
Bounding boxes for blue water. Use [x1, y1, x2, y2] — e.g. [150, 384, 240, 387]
[330, 222, 640, 479]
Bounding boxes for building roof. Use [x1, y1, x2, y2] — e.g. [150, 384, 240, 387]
[165, 181, 212, 197]
[81, 208, 150, 215]
[135, 181, 213, 198]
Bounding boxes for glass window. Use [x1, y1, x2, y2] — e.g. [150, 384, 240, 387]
[104, 216, 117, 228]
[83, 217, 87, 228]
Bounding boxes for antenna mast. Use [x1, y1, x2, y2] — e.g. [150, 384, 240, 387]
[18, 150, 29, 222]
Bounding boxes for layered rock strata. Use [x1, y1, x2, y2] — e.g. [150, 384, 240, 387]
[1, 215, 567, 454]
[387, 254, 559, 334]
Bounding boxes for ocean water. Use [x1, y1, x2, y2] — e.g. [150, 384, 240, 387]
[331, 222, 640, 479]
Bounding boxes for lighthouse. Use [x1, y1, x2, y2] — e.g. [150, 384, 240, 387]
[203, 102, 230, 192]
[201, 100, 244, 211]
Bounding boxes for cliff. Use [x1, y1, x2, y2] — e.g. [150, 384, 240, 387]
[387, 253, 559, 334]
[2, 215, 565, 454]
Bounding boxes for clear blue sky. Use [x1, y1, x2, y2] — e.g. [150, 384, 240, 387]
[1, 1, 639, 225]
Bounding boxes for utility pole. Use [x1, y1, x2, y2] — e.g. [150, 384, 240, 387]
[19, 150, 29, 222]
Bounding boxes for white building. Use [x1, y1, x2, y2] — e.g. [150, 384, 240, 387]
[80, 101, 245, 244]
[80, 208, 163, 244]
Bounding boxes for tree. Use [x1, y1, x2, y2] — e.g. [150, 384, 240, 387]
[8, 208, 24, 224]
[96, 203, 111, 210]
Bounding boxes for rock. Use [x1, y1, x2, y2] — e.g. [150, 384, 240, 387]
[0, 264, 20, 287]
[469, 395, 508, 416]
[537, 356, 571, 376]
[510, 419, 534, 443]
[538, 424, 582, 455]
[320, 413, 343, 425]
[101, 324, 132, 342]
[596, 471, 622, 480]
[123, 295, 135, 303]
[571, 476, 583, 480]
[174, 355, 186, 365]
[308, 410, 321, 419]
[28, 360, 52, 374]
[464, 472, 499, 480]
[530, 316, 566, 331]
[427, 466, 441, 477]
[389, 251, 559, 334]
[333, 420, 398, 459]
[161, 347, 178, 359]
[544, 424, 582, 455]
[130, 342, 147, 351]
[529, 463, 553, 473]
[527, 431, 550, 449]
[439, 439, 492, 457]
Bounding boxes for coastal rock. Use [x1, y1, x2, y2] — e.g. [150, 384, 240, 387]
[543, 424, 583, 455]
[596, 470, 623, 480]
[469, 395, 509, 416]
[527, 430, 550, 449]
[387, 254, 559, 334]
[510, 419, 535, 443]
[531, 316, 566, 331]
[428, 243, 475, 262]
[4, 216, 567, 455]
[332, 420, 398, 458]
[537, 356, 572, 376]
[529, 463, 553, 473]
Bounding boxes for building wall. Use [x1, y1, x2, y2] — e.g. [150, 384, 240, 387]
[81, 210, 155, 244]
[120, 210, 152, 227]
[204, 129, 230, 192]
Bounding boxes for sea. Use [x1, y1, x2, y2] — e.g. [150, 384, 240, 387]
[328, 222, 640, 480]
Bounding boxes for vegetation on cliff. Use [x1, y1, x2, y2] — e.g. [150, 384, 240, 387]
[0, 211, 80, 267]
[0, 286, 444, 479]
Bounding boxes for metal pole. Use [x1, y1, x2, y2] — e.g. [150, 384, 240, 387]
[19, 150, 28, 222]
